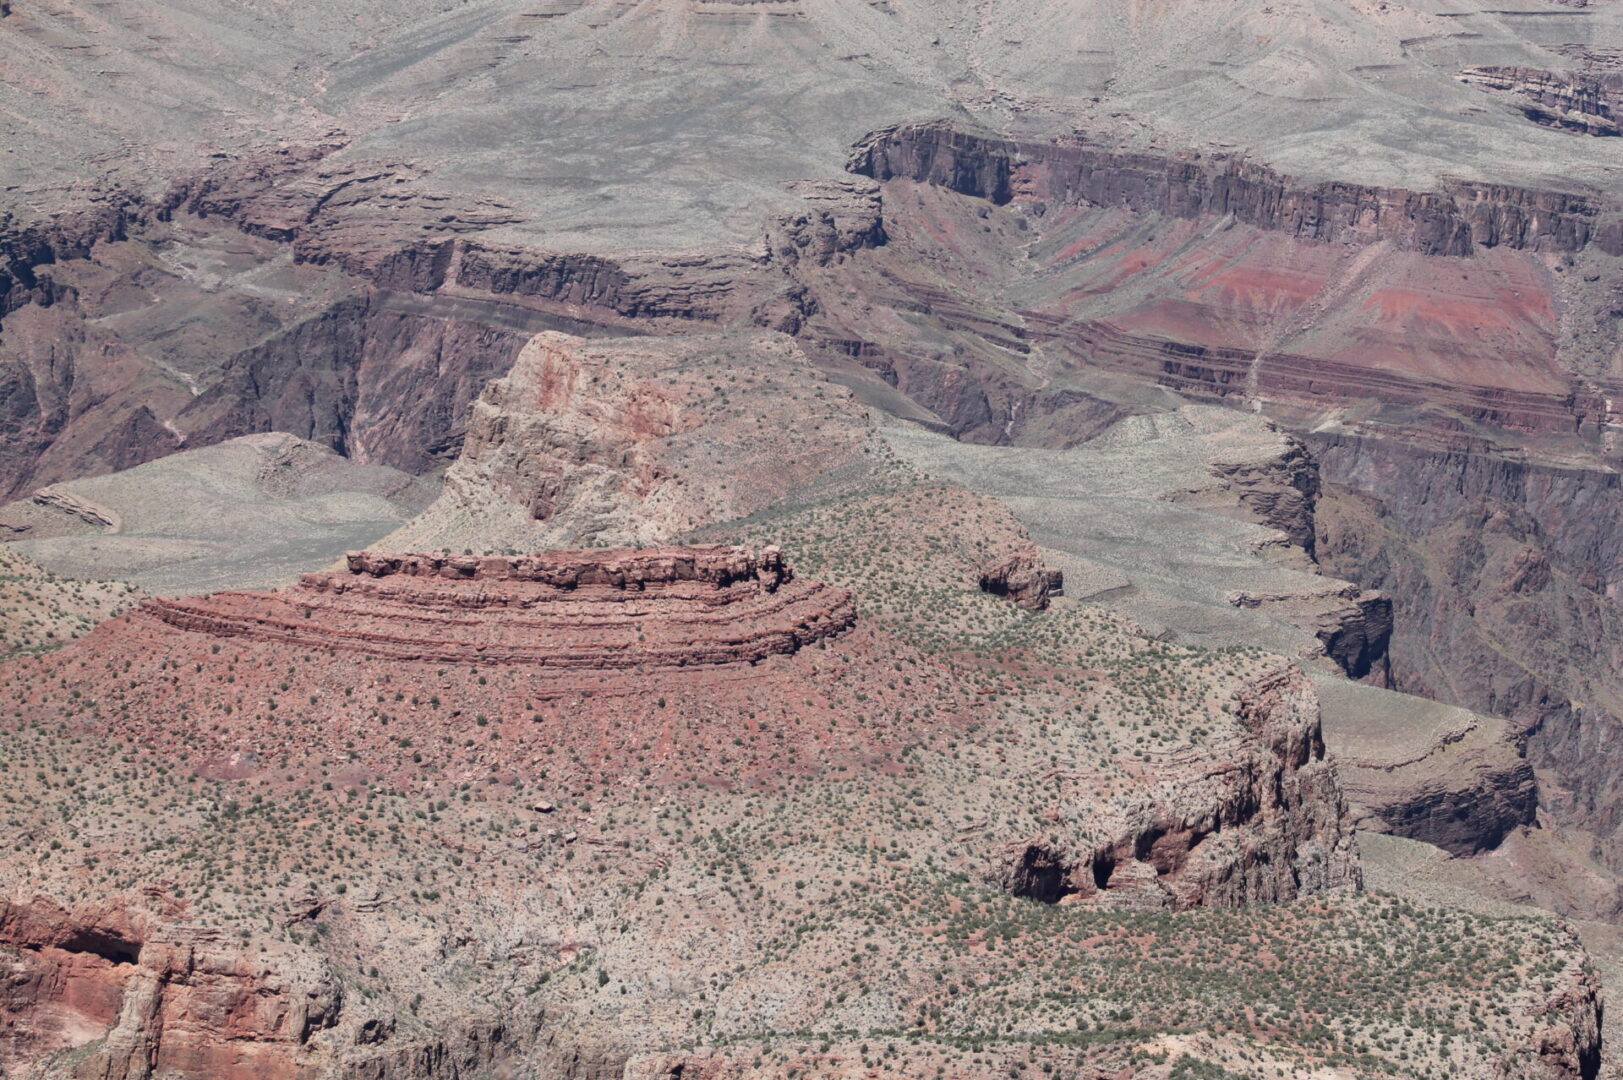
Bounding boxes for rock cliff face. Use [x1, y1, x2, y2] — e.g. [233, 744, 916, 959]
[0, 196, 541, 499]
[974, 551, 1063, 612]
[384, 330, 888, 553]
[0, 898, 341, 1080]
[1313, 677, 1538, 856]
[777, 132, 1616, 480]
[1311, 431, 1623, 871]
[140, 545, 856, 669]
[159, 144, 767, 325]
[1227, 582, 1394, 684]
[176, 298, 530, 474]
[993, 666, 1359, 911]
[159, 148, 523, 286]
[850, 121, 1623, 257]
[1460, 67, 1623, 138]
[0, 897, 516, 1080]
[0, 199, 182, 499]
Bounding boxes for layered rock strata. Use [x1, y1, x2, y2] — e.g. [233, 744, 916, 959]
[849, 121, 1623, 257]
[992, 666, 1359, 911]
[0, 898, 341, 1080]
[382, 330, 889, 554]
[1459, 66, 1623, 138]
[1312, 431, 1623, 872]
[139, 545, 854, 669]
[1313, 676, 1538, 856]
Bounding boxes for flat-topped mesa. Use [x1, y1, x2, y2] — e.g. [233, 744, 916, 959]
[139, 545, 853, 669]
[338, 544, 792, 592]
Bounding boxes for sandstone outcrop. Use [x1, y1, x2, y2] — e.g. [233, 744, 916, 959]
[991, 666, 1360, 910]
[383, 330, 888, 553]
[140, 545, 856, 669]
[0, 898, 341, 1080]
[0, 896, 521, 1080]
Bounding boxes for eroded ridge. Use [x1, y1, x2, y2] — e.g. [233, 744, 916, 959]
[138, 545, 856, 668]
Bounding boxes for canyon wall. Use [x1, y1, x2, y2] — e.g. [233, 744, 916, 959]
[1311, 431, 1623, 866]
[850, 121, 1623, 257]
[1459, 66, 1623, 138]
[995, 665, 1359, 911]
[177, 298, 529, 474]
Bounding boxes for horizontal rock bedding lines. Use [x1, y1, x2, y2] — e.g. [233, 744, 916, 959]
[342, 545, 794, 590]
[138, 545, 858, 668]
[849, 120, 1623, 257]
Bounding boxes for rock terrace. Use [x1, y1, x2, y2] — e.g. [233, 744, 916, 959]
[137, 545, 855, 669]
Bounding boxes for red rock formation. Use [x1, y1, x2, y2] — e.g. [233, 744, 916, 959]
[975, 551, 1062, 611]
[139, 545, 855, 669]
[0, 898, 340, 1080]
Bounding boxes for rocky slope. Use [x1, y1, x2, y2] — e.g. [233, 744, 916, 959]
[0, 546, 135, 658]
[11, 517, 1513, 1078]
[0, 433, 438, 594]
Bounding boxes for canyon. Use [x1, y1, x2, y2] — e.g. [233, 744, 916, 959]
[5, 0, 1623, 1076]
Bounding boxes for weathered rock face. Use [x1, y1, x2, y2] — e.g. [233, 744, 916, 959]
[0, 194, 543, 499]
[975, 551, 1062, 611]
[384, 330, 888, 553]
[159, 143, 769, 326]
[177, 298, 531, 474]
[782, 131, 1615, 480]
[1204, 438, 1322, 557]
[140, 545, 856, 669]
[0, 199, 186, 500]
[1460, 66, 1623, 138]
[1503, 957, 1605, 1080]
[991, 666, 1360, 911]
[850, 121, 1623, 257]
[1314, 677, 1538, 856]
[1227, 582, 1393, 684]
[160, 147, 522, 286]
[0, 898, 341, 1080]
[0, 896, 522, 1080]
[1311, 432, 1623, 868]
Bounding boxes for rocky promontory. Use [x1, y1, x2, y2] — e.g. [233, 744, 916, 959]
[141, 545, 856, 669]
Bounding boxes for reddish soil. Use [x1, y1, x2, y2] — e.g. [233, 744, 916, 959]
[6, 546, 967, 794]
